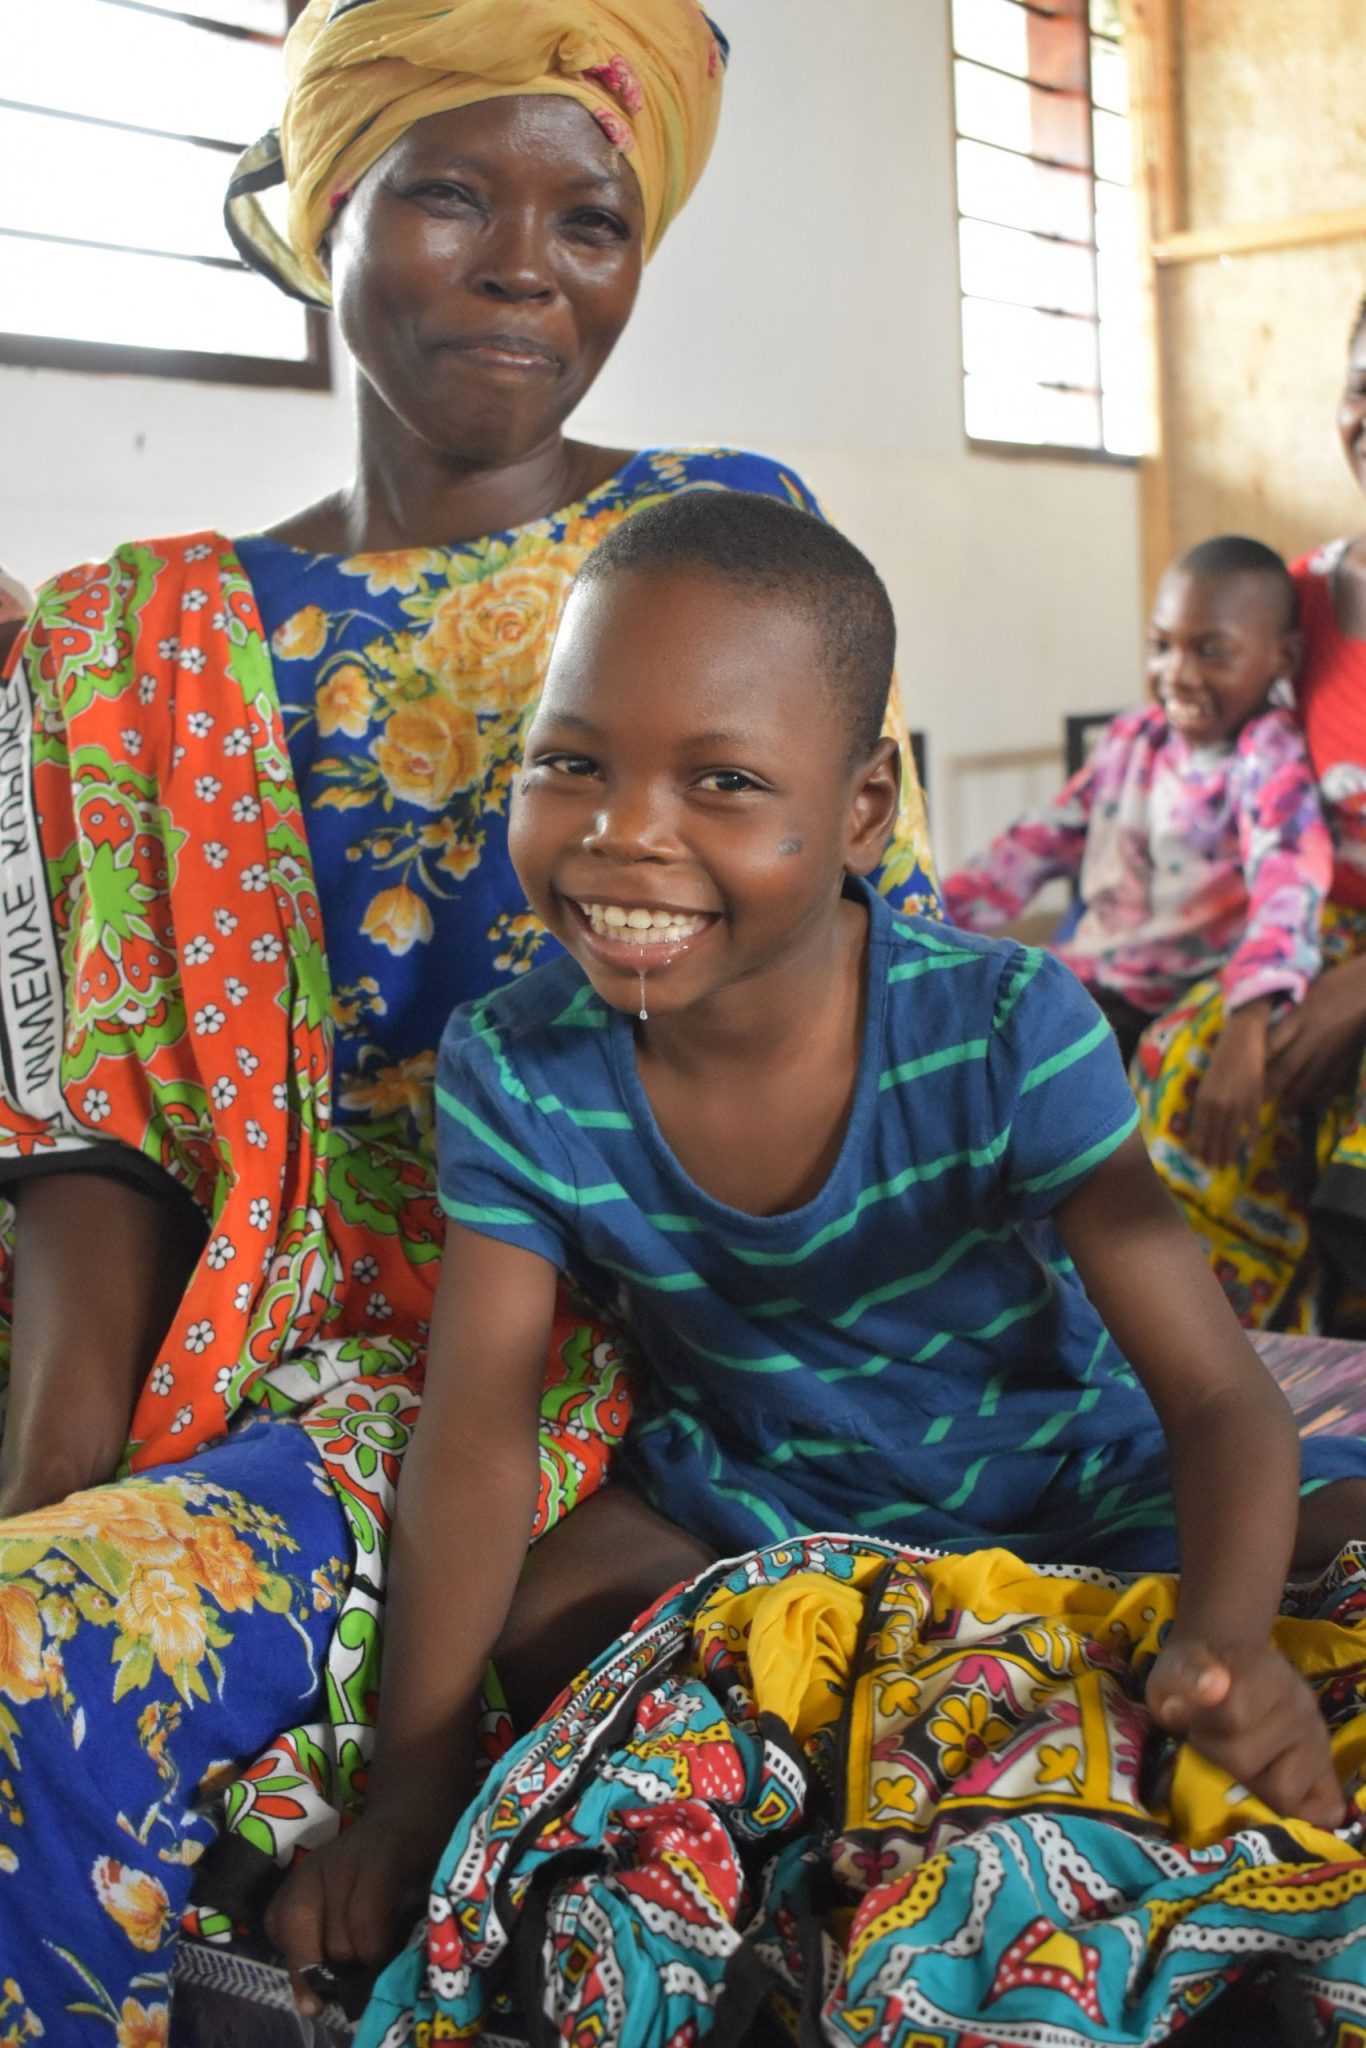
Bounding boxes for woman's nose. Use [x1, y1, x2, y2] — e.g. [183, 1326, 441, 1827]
[472, 213, 555, 301]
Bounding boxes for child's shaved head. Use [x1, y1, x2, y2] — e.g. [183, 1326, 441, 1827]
[573, 490, 896, 761]
[1174, 534, 1296, 630]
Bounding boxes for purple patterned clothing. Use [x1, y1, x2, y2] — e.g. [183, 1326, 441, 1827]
[942, 700, 1333, 1015]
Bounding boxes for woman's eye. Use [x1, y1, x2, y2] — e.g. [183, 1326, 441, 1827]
[565, 209, 630, 242]
[541, 754, 599, 777]
[411, 180, 479, 209]
[697, 769, 760, 794]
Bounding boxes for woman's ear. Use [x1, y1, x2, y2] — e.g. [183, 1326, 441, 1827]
[843, 736, 902, 876]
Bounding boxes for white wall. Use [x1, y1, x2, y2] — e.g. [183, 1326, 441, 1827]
[0, 0, 1143, 872]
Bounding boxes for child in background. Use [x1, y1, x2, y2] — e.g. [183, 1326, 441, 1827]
[942, 537, 1333, 1169]
[268, 495, 1366, 2000]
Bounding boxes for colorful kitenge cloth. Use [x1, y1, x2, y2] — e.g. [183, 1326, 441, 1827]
[0, 448, 938, 2034]
[942, 699, 1332, 1018]
[1134, 546, 1366, 1334]
[438, 880, 1366, 1568]
[358, 1534, 1366, 2048]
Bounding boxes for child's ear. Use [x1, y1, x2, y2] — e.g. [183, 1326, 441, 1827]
[1277, 627, 1304, 686]
[843, 737, 902, 876]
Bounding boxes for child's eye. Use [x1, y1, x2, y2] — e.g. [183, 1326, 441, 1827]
[536, 753, 599, 777]
[696, 769, 762, 794]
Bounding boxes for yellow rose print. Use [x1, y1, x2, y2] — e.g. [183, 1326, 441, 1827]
[362, 884, 435, 956]
[115, 1996, 169, 2048]
[270, 605, 328, 662]
[92, 1858, 172, 1952]
[0, 1587, 44, 1706]
[340, 1050, 437, 1121]
[317, 662, 376, 739]
[421, 555, 577, 709]
[340, 548, 443, 595]
[114, 1570, 208, 1677]
[373, 697, 484, 811]
[186, 1521, 268, 1613]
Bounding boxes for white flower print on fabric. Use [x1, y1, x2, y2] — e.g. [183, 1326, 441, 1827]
[244, 1120, 268, 1150]
[214, 908, 239, 936]
[187, 710, 214, 737]
[137, 674, 157, 704]
[150, 1364, 174, 1396]
[120, 729, 143, 755]
[233, 1282, 253, 1312]
[223, 727, 252, 758]
[157, 636, 180, 661]
[184, 1320, 214, 1354]
[170, 1404, 194, 1433]
[211, 1076, 238, 1109]
[224, 977, 249, 1007]
[206, 1235, 236, 1270]
[184, 541, 214, 563]
[240, 864, 269, 893]
[232, 795, 262, 824]
[204, 841, 229, 870]
[272, 1083, 289, 1112]
[81, 1088, 111, 1123]
[184, 936, 214, 967]
[213, 1366, 234, 1396]
[237, 1047, 261, 1077]
[195, 776, 223, 802]
[250, 934, 283, 963]
[183, 587, 209, 612]
[248, 1198, 272, 1230]
[352, 1255, 379, 1284]
[367, 1292, 393, 1320]
[179, 647, 208, 675]
[193, 1004, 226, 1036]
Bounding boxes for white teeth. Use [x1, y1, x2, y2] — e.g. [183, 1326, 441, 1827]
[580, 902, 707, 944]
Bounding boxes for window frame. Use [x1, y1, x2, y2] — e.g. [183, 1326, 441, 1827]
[0, 0, 329, 391]
[949, 0, 1139, 467]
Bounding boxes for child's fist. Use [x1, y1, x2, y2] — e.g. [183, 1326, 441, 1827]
[1145, 1637, 1346, 1831]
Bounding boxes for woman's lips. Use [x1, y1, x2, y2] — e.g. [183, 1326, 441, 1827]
[443, 333, 561, 371]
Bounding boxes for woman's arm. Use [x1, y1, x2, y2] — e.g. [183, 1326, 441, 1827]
[266, 1222, 559, 2011]
[1266, 945, 1366, 1112]
[1055, 1132, 1343, 1825]
[0, 1169, 205, 1517]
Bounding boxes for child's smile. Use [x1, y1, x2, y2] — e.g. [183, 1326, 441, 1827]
[508, 562, 900, 1031]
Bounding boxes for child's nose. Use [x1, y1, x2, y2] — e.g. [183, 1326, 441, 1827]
[585, 787, 678, 860]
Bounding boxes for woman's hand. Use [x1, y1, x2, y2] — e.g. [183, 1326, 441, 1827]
[1146, 1637, 1345, 1830]
[0, 1171, 205, 1519]
[1188, 998, 1270, 1168]
[1266, 953, 1366, 1113]
[265, 1808, 445, 2017]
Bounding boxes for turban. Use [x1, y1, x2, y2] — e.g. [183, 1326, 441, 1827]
[226, 0, 728, 306]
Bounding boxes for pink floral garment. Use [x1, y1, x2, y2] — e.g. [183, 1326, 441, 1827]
[943, 701, 1334, 1015]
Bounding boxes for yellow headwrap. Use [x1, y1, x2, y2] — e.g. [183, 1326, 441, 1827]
[226, 0, 728, 306]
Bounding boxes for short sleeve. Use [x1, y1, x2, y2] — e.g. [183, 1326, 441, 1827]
[990, 949, 1139, 1220]
[435, 1004, 575, 1270]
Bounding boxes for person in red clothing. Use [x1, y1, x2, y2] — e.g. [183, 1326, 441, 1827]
[1135, 298, 1366, 1336]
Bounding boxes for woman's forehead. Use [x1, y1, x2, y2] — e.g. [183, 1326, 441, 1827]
[374, 95, 643, 205]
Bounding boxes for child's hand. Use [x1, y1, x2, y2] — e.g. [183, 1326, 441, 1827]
[1188, 999, 1270, 1168]
[264, 1809, 443, 2016]
[1145, 1637, 1346, 1829]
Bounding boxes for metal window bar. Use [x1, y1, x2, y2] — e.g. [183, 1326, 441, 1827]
[952, 0, 1118, 451]
[0, 0, 327, 385]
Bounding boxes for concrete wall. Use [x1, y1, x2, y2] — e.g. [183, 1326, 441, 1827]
[0, 0, 1145, 872]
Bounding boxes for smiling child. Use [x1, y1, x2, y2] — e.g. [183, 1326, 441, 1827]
[269, 494, 1366, 1994]
[943, 537, 1334, 1167]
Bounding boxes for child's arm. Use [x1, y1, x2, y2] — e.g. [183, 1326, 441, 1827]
[266, 1223, 560, 2013]
[1189, 720, 1335, 1166]
[1054, 1131, 1344, 1828]
[941, 753, 1097, 932]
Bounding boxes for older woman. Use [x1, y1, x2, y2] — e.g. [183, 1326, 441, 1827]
[1136, 300, 1366, 1335]
[0, 0, 934, 2028]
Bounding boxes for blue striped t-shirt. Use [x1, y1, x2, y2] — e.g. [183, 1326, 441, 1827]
[435, 880, 1183, 1566]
